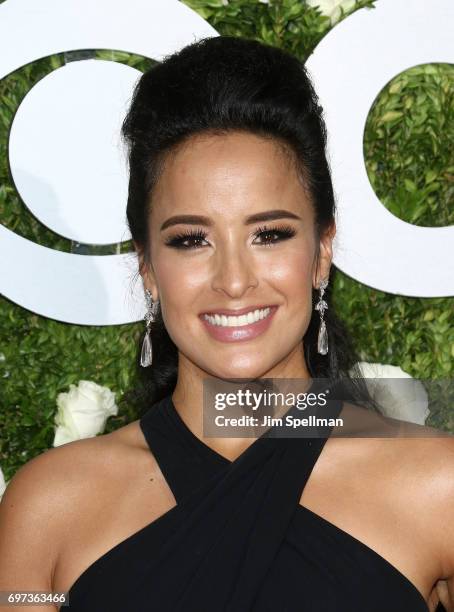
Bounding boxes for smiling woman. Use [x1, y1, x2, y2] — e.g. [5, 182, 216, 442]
[141, 129, 326, 374]
[0, 35, 453, 612]
[123, 36, 372, 407]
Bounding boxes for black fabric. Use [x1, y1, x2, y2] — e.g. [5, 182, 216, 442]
[67, 388, 428, 611]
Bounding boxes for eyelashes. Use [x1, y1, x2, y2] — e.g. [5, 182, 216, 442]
[164, 224, 297, 250]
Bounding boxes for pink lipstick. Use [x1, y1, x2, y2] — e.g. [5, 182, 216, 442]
[199, 306, 278, 343]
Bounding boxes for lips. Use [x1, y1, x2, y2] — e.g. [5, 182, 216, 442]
[200, 305, 278, 343]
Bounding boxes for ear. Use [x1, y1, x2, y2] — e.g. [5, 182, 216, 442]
[133, 240, 159, 301]
[312, 221, 336, 289]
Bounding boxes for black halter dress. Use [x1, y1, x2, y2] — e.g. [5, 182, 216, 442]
[66, 389, 429, 611]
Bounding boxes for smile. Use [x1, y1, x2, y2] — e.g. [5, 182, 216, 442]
[200, 306, 278, 343]
[203, 307, 271, 327]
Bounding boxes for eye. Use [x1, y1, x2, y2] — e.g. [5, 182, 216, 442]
[253, 224, 296, 247]
[164, 224, 297, 250]
[164, 228, 208, 250]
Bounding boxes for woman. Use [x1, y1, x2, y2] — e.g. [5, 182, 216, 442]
[0, 36, 453, 612]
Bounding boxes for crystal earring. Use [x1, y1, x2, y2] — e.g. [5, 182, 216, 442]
[140, 289, 159, 367]
[315, 278, 328, 355]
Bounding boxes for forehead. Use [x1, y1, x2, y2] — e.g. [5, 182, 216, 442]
[150, 131, 312, 222]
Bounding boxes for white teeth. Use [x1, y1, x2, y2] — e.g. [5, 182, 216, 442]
[204, 307, 271, 327]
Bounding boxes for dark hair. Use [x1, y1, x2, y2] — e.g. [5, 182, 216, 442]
[122, 35, 377, 414]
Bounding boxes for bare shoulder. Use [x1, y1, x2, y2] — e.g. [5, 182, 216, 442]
[0, 432, 117, 531]
[409, 433, 454, 575]
[404, 432, 454, 610]
[0, 418, 161, 594]
[321, 406, 454, 607]
[349, 407, 454, 572]
[0, 420, 145, 534]
[340, 402, 454, 496]
[1, 418, 153, 513]
[0, 433, 112, 597]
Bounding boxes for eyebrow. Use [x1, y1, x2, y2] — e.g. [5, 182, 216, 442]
[160, 209, 301, 231]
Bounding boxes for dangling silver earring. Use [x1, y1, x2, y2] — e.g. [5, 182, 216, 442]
[315, 278, 328, 355]
[140, 289, 159, 367]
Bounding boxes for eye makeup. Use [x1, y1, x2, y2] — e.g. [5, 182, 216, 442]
[164, 224, 297, 250]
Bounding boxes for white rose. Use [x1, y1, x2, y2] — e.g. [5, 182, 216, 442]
[306, 0, 356, 24]
[349, 362, 430, 425]
[53, 380, 118, 446]
[0, 466, 7, 502]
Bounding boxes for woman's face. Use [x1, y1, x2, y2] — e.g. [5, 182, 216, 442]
[141, 131, 334, 381]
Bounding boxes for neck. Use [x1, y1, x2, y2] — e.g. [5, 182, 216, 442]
[171, 343, 312, 461]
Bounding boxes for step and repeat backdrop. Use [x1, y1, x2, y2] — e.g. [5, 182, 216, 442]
[0, 0, 453, 483]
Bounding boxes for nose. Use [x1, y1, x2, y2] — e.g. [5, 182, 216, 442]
[211, 242, 259, 298]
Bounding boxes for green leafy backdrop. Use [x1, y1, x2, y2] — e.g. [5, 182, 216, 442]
[1, 0, 453, 481]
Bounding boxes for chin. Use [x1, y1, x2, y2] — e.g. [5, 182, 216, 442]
[203, 359, 274, 382]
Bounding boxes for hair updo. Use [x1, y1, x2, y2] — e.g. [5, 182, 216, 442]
[122, 35, 374, 412]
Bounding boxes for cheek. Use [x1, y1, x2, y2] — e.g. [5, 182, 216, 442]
[260, 247, 314, 292]
[153, 251, 207, 301]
